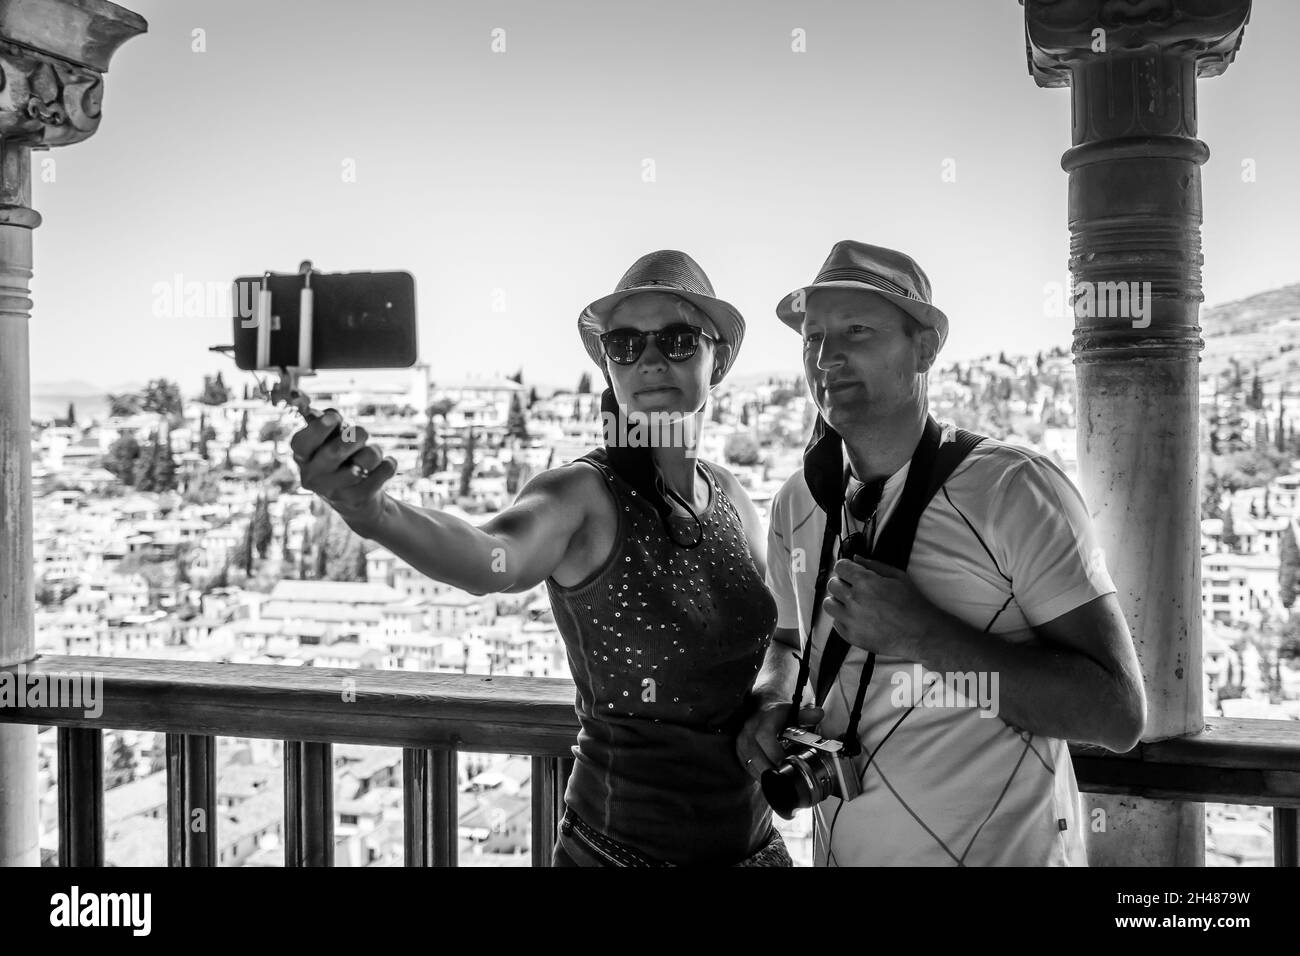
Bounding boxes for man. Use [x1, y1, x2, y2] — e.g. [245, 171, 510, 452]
[737, 240, 1146, 866]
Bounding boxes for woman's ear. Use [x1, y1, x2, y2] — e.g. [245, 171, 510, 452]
[709, 343, 733, 387]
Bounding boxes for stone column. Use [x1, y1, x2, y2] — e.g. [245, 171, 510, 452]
[0, 0, 144, 868]
[1024, 0, 1251, 866]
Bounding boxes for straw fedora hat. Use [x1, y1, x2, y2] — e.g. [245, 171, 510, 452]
[579, 250, 745, 379]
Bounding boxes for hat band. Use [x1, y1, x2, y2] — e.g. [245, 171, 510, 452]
[812, 267, 925, 303]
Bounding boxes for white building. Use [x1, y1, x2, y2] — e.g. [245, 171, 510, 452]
[1201, 551, 1283, 625]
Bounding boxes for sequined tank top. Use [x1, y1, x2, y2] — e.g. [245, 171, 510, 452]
[545, 453, 779, 865]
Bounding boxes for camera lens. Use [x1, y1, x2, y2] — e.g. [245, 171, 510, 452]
[760, 750, 823, 820]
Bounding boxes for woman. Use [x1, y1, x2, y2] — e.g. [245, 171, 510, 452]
[292, 250, 786, 866]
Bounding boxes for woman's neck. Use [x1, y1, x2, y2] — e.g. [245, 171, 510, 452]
[651, 410, 708, 511]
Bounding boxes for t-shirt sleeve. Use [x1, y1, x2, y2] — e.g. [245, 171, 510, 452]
[989, 455, 1117, 628]
[765, 488, 802, 631]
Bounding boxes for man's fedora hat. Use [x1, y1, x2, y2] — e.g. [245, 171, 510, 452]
[580, 250, 745, 379]
[776, 240, 949, 349]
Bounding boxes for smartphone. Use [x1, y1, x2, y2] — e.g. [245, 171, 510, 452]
[231, 270, 418, 370]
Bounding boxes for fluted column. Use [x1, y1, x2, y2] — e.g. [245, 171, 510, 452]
[1024, 0, 1251, 867]
[0, 0, 145, 868]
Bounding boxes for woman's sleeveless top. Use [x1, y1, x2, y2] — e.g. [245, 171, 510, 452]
[545, 454, 779, 864]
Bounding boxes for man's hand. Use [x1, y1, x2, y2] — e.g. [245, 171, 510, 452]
[822, 556, 944, 659]
[736, 698, 823, 781]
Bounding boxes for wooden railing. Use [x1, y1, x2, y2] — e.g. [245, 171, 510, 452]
[3, 654, 1297, 866]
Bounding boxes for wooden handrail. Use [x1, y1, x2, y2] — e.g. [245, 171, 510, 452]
[5, 653, 1299, 866]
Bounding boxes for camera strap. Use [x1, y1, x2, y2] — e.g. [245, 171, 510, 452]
[790, 415, 985, 755]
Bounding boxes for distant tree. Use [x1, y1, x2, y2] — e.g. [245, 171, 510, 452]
[64, 402, 76, 427]
[252, 496, 273, 559]
[506, 455, 532, 496]
[181, 472, 220, 507]
[133, 432, 161, 491]
[427, 397, 456, 420]
[506, 392, 530, 441]
[107, 392, 142, 418]
[508, 369, 524, 385]
[103, 433, 142, 486]
[200, 372, 231, 405]
[238, 517, 255, 576]
[297, 525, 312, 579]
[528, 386, 539, 408]
[313, 511, 331, 579]
[577, 371, 592, 394]
[1280, 524, 1300, 609]
[1228, 359, 1243, 393]
[153, 433, 177, 492]
[353, 536, 368, 582]
[281, 511, 294, 564]
[459, 427, 478, 499]
[724, 433, 761, 466]
[1277, 394, 1287, 455]
[1248, 372, 1264, 410]
[107, 736, 136, 790]
[236, 410, 249, 444]
[268, 463, 298, 495]
[420, 415, 441, 477]
[740, 405, 750, 427]
[1221, 508, 1238, 553]
[141, 378, 184, 424]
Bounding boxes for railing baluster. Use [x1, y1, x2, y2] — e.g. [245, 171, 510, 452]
[1275, 807, 1298, 868]
[57, 727, 102, 867]
[531, 755, 574, 867]
[166, 733, 216, 866]
[284, 741, 333, 866]
[403, 748, 458, 866]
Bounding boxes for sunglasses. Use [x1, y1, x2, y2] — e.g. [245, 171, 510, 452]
[599, 323, 718, 366]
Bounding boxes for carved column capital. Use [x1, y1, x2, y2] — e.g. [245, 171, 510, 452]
[0, 0, 145, 150]
[1025, 0, 1253, 89]
[0, 38, 104, 148]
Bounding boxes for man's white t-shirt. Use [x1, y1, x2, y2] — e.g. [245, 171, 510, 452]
[765, 430, 1116, 866]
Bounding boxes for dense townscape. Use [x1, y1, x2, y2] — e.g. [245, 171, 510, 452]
[28, 306, 1300, 865]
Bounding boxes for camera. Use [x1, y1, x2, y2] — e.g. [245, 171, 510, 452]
[760, 727, 861, 820]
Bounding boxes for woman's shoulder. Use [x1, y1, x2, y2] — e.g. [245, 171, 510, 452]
[519, 457, 616, 511]
[698, 459, 757, 515]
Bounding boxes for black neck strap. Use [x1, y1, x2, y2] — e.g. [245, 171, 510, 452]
[789, 416, 945, 752]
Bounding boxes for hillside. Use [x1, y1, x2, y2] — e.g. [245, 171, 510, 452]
[1201, 283, 1300, 389]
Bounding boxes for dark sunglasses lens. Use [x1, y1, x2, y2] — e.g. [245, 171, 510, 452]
[604, 331, 643, 365]
[662, 325, 700, 361]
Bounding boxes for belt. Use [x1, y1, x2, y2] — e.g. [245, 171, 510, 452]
[559, 809, 792, 867]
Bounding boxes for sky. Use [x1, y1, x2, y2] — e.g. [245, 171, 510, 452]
[24, 0, 1300, 397]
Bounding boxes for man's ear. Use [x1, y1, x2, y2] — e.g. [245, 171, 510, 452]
[710, 343, 734, 387]
[916, 329, 940, 374]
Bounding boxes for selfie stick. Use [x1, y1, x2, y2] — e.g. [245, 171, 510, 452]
[263, 261, 370, 479]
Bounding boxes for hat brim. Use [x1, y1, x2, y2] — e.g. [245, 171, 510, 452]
[776, 281, 948, 349]
[580, 287, 745, 378]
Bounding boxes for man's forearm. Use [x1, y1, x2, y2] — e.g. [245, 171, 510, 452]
[915, 610, 1134, 750]
[752, 636, 801, 706]
[336, 494, 512, 595]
